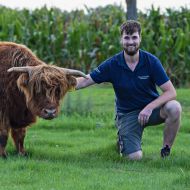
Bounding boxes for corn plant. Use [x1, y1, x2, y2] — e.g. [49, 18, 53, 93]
[0, 5, 190, 86]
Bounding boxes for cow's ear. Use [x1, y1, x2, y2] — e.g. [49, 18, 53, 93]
[66, 75, 77, 90]
[17, 73, 29, 89]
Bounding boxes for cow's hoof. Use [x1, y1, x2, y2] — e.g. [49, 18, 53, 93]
[18, 151, 28, 157]
[1, 153, 7, 159]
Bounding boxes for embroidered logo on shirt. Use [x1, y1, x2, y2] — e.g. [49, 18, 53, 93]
[95, 68, 101, 73]
[138, 75, 150, 79]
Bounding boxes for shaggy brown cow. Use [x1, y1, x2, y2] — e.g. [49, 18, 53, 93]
[0, 42, 86, 158]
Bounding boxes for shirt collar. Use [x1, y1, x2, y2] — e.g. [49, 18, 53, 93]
[117, 50, 145, 70]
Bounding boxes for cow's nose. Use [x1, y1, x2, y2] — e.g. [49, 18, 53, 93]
[43, 108, 56, 117]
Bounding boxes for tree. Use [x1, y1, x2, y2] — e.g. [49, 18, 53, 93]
[125, 0, 137, 20]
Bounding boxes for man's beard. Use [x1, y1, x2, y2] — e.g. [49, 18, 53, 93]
[123, 45, 139, 56]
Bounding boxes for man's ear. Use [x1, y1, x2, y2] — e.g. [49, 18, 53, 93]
[120, 37, 123, 46]
[139, 34, 142, 43]
[66, 75, 77, 90]
[17, 73, 29, 89]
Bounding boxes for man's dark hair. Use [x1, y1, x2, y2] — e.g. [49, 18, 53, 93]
[120, 20, 141, 35]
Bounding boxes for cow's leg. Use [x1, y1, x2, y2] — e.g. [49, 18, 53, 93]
[0, 127, 9, 158]
[11, 128, 27, 156]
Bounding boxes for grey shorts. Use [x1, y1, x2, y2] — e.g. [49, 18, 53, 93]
[115, 108, 165, 155]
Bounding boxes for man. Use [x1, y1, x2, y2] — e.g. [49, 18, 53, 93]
[76, 20, 182, 160]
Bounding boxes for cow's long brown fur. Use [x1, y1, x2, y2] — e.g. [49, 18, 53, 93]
[0, 42, 77, 157]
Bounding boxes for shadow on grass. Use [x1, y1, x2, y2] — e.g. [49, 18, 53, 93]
[4, 143, 190, 173]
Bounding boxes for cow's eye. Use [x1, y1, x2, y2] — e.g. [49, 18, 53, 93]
[55, 87, 61, 97]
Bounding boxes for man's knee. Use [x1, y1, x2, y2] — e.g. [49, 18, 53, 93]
[162, 100, 182, 119]
[127, 150, 143, 160]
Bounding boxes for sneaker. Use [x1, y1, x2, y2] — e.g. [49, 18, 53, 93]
[161, 145, 170, 158]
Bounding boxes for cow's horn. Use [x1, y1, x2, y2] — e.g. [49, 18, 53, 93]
[7, 66, 34, 73]
[60, 68, 87, 78]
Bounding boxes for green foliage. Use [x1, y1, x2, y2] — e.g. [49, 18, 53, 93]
[139, 6, 190, 87]
[0, 5, 190, 86]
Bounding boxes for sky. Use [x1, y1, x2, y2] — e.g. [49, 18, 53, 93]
[0, 0, 189, 12]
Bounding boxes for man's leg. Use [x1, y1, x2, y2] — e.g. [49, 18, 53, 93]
[116, 110, 143, 160]
[160, 100, 182, 157]
[128, 150, 143, 160]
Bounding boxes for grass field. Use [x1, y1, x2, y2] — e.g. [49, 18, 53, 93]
[1, 85, 190, 190]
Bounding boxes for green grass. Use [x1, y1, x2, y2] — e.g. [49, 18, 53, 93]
[1, 85, 190, 190]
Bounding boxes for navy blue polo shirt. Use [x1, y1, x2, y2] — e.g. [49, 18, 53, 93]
[90, 50, 169, 113]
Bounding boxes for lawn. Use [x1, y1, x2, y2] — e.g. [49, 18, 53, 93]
[0, 85, 190, 190]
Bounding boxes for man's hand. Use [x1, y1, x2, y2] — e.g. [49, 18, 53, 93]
[76, 74, 95, 90]
[138, 108, 153, 126]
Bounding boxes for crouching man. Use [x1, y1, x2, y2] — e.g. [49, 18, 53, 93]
[75, 20, 182, 160]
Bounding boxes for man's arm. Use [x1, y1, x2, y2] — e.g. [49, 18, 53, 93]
[76, 74, 96, 90]
[144, 80, 176, 110]
[138, 80, 176, 126]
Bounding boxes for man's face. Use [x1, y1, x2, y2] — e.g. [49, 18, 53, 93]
[121, 31, 141, 56]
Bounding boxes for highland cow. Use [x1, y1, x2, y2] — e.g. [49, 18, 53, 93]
[0, 42, 86, 158]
